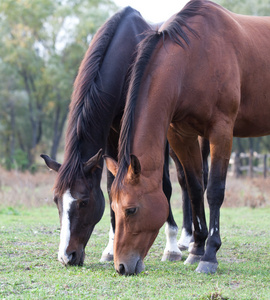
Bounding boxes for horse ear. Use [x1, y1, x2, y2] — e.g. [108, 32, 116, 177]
[83, 149, 103, 175]
[104, 156, 119, 177]
[128, 154, 141, 182]
[40, 154, 61, 172]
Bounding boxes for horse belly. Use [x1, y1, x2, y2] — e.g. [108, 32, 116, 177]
[234, 95, 270, 137]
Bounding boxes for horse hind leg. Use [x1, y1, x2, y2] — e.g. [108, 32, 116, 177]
[161, 142, 182, 262]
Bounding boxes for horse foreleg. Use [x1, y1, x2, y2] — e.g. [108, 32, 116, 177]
[196, 127, 233, 274]
[169, 147, 193, 251]
[162, 142, 182, 262]
[100, 132, 118, 262]
[170, 138, 210, 252]
[99, 168, 115, 262]
[199, 137, 210, 190]
[168, 128, 208, 266]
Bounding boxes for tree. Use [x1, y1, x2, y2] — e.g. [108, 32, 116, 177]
[214, 0, 270, 16]
[0, 0, 117, 169]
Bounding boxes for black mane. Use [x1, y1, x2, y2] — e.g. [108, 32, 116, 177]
[55, 7, 138, 195]
[113, 0, 205, 193]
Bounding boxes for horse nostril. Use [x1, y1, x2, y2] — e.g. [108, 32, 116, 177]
[118, 264, 126, 275]
[68, 251, 77, 265]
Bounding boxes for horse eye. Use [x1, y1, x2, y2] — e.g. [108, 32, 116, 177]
[125, 207, 138, 216]
[78, 200, 88, 208]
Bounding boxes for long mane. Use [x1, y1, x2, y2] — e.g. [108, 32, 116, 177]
[113, 0, 205, 193]
[55, 7, 138, 195]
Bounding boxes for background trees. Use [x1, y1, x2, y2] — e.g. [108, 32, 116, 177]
[215, 0, 270, 16]
[0, 0, 116, 170]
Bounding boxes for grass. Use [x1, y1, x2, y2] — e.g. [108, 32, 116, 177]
[1, 166, 270, 299]
[1, 204, 270, 299]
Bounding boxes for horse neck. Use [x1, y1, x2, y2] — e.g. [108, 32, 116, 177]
[74, 14, 151, 161]
[80, 138, 105, 162]
[129, 44, 178, 180]
[95, 14, 151, 116]
[131, 100, 170, 179]
[63, 121, 105, 174]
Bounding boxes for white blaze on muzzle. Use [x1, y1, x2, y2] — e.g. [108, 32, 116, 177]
[58, 189, 76, 265]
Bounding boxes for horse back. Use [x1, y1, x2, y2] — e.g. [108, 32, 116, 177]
[164, 2, 270, 138]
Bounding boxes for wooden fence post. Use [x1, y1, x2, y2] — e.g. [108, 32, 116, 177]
[264, 154, 267, 178]
[233, 152, 241, 178]
[249, 150, 253, 178]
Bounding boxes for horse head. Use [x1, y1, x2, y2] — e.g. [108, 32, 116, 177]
[41, 149, 105, 266]
[105, 154, 169, 275]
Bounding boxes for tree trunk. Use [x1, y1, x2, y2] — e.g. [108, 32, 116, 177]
[248, 138, 254, 178]
[50, 102, 68, 160]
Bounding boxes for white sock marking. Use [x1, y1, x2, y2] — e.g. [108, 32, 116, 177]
[178, 228, 192, 249]
[100, 225, 114, 260]
[164, 223, 182, 255]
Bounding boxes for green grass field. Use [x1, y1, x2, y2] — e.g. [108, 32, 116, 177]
[1, 203, 270, 299]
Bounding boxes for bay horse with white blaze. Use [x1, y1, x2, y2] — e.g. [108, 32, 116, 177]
[105, 0, 270, 275]
[41, 7, 183, 266]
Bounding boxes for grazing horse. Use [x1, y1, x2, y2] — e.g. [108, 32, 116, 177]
[105, 0, 270, 275]
[41, 7, 182, 266]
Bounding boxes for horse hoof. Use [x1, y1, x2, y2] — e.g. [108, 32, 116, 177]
[100, 254, 114, 262]
[196, 261, 218, 274]
[161, 251, 182, 262]
[184, 254, 202, 265]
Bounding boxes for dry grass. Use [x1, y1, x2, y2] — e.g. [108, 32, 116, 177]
[224, 176, 270, 208]
[0, 165, 56, 207]
[1, 165, 270, 208]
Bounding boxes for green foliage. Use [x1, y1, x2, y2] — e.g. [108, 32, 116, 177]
[214, 0, 270, 16]
[0, 0, 118, 169]
[4, 149, 29, 171]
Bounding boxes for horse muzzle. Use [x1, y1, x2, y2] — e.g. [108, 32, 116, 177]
[58, 248, 85, 266]
[116, 257, 145, 275]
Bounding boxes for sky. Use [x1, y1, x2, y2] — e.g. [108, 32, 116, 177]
[114, 0, 190, 23]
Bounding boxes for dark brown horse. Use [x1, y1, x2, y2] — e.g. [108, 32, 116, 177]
[41, 7, 184, 266]
[105, 0, 270, 275]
